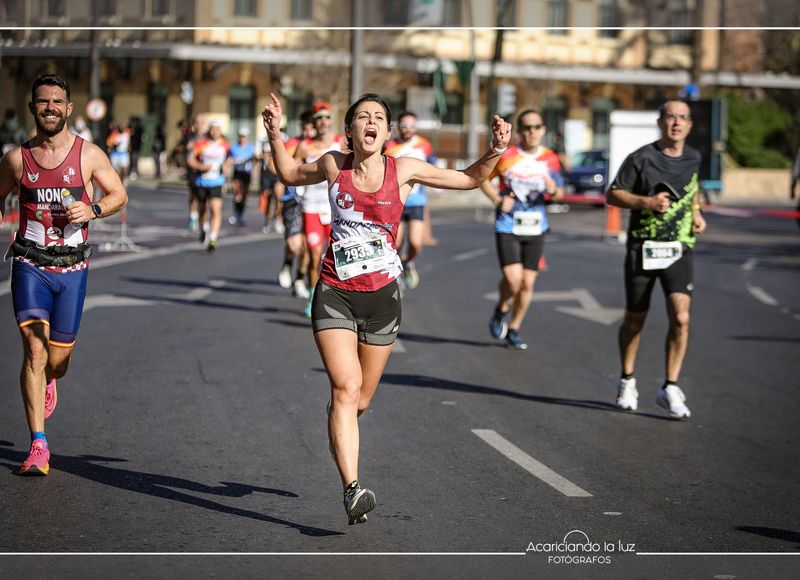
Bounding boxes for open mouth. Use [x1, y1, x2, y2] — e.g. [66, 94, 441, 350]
[364, 128, 378, 145]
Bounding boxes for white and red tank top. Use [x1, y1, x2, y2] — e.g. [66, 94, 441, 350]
[320, 154, 404, 292]
[301, 135, 344, 214]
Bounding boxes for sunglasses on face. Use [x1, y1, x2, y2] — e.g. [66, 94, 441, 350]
[662, 114, 691, 122]
[521, 124, 544, 131]
[398, 124, 416, 129]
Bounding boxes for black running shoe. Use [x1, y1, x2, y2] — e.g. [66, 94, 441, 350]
[343, 480, 375, 525]
[489, 308, 508, 340]
[505, 329, 528, 350]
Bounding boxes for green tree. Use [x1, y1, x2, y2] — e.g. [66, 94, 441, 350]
[725, 92, 791, 168]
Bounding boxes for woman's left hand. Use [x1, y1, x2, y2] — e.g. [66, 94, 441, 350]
[490, 115, 512, 151]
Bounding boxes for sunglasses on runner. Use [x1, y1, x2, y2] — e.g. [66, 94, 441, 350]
[398, 124, 416, 129]
[521, 124, 544, 131]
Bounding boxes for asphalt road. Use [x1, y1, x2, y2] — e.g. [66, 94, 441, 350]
[1, 184, 798, 579]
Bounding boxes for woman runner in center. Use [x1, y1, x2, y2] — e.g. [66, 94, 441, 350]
[263, 92, 512, 525]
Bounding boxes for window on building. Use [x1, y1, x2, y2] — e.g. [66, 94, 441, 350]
[443, 0, 462, 26]
[440, 91, 464, 126]
[668, 0, 691, 45]
[98, 0, 117, 17]
[383, 0, 408, 25]
[229, 85, 256, 138]
[152, 0, 171, 16]
[148, 83, 168, 129]
[234, 0, 257, 18]
[542, 96, 567, 149]
[598, 0, 619, 38]
[46, 0, 66, 17]
[497, 0, 516, 27]
[591, 98, 615, 149]
[548, 0, 567, 36]
[0, 0, 18, 23]
[291, 0, 312, 21]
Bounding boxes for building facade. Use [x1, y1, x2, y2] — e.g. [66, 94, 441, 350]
[1, 0, 799, 166]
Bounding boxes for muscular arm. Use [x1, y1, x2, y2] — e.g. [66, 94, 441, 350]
[0, 149, 22, 218]
[262, 101, 327, 186]
[399, 115, 512, 193]
[84, 143, 127, 219]
[606, 187, 664, 211]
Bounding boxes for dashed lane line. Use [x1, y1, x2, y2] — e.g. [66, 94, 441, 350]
[472, 429, 592, 498]
[746, 285, 779, 307]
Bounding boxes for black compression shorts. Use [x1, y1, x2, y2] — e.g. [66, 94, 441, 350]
[624, 242, 694, 312]
[311, 280, 402, 345]
[495, 232, 545, 270]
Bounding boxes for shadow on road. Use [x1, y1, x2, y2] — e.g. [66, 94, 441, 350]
[115, 292, 298, 315]
[381, 373, 674, 420]
[0, 440, 341, 538]
[397, 331, 502, 349]
[122, 276, 284, 295]
[729, 335, 800, 343]
[735, 525, 800, 549]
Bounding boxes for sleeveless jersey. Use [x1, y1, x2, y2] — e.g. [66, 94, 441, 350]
[17, 137, 90, 272]
[301, 135, 344, 214]
[320, 155, 403, 292]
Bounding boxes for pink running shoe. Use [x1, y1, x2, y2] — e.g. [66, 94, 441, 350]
[44, 379, 57, 420]
[19, 439, 50, 476]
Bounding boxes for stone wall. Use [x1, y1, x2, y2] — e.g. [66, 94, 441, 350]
[722, 168, 795, 206]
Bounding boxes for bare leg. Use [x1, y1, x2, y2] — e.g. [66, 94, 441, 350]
[315, 329, 393, 486]
[405, 218, 425, 264]
[665, 293, 691, 382]
[507, 267, 537, 331]
[19, 324, 50, 433]
[618, 310, 648, 376]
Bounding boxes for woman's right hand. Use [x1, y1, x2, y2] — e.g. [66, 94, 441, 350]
[262, 93, 283, 138]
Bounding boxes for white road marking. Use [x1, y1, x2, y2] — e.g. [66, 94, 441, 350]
[741, 258, 757, 272]
[746, 285, 778, 306]
[483, 288, 624, 326]
[83, 294, 159, 312]
[472, 429, 592, 497]
[453, 248, 489, 262]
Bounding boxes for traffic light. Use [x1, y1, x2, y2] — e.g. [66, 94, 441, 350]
[496, 83, 517, 117]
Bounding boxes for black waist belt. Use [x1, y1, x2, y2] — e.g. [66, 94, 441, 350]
[9, 237, 92, 267]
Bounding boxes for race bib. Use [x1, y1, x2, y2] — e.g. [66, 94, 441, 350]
[642, 240, 683, 270]
[332, 233, 390, 280]
[512, 211, 543, 236]
[201, 162, 221, 181]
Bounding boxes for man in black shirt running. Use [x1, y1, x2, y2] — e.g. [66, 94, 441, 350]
[606, 99, 706, 419]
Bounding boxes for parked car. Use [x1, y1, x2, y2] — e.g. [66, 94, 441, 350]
[562, 149, 608, 204]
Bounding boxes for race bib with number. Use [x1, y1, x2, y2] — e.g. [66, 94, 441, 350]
[332, 234, 391, 280]
[642, 240, 683, 270]
[201, 162, 222, 181]
[512, 211, 543, 236]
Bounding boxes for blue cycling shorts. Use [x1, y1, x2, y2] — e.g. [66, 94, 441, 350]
[11, 260, 89, 346]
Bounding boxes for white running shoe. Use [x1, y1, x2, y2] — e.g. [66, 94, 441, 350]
[278, 265, 292, 289]
[615, 377, 639, 412]
[656, 385, 691, 419]
[292, 279, 310, 300]
[274, 220, 285, 235]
